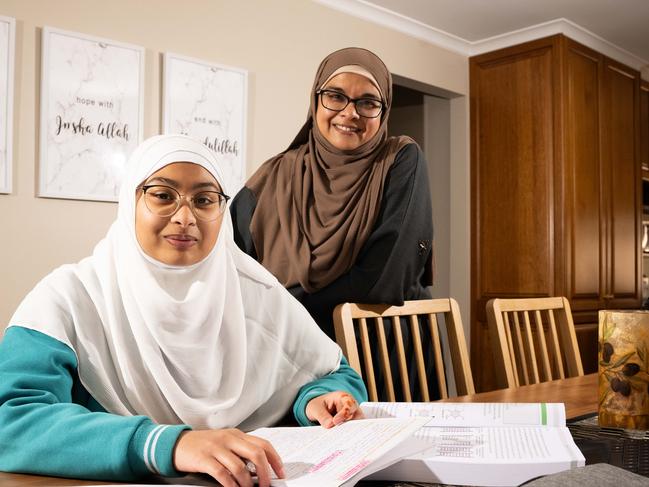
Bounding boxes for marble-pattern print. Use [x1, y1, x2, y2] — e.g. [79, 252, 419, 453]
[164, 54, 246, 194]
[0, 18, 12, 193]
[40, 28, 143, 201]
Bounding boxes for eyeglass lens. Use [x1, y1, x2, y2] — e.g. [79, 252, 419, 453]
[143, 185, 227, 221]
[319, 90, 382, 118]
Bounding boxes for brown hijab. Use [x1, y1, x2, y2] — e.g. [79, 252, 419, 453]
[246, 47, 413, 292]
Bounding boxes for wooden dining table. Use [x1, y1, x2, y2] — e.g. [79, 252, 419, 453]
[0, 374, 599, 486]
[440, 373, 598, 419]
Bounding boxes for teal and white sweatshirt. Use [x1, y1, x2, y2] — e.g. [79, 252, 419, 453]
[0, 326, 367, 481]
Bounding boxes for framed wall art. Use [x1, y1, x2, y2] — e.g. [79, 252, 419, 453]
[39, 27, 144, 201]
[0, 15, 15, 194]
[163, 52, 247, 193]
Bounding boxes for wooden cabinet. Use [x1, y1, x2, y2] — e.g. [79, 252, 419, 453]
[470, 35, 642, 391]
[600, 58, 642, 308]
[642, 80, 649, 177]
[641, 81, 649, 303]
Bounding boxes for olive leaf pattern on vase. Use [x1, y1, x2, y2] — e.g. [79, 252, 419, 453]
[599, 316, 649, 407]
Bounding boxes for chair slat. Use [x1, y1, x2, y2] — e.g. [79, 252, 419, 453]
[391, 316, 411, 401]
[503, 312, 520, 387]
[358, 317, 378, 401]
[534, 310, 552, 381]
[521, 311, 540, 384]
[332, 303, 360, 373]
[375, 317, 395, 402]
[428, 313, 448, 399]
[409, 314, 430, 401]
[446, 298, 474, 396]
[556, 297, 584, 377]
[546, 309, 565, 379]
[511, 312, 529, 385]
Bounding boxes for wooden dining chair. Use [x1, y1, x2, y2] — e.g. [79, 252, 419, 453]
[486, 297, 584, 388]
[333, 298, 475, 401]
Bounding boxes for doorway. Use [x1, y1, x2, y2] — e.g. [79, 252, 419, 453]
[389, 77, 468, 395]
[389, 81, 451, 301]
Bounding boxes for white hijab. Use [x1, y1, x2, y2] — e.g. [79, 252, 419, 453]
[10, 134, 341, 430]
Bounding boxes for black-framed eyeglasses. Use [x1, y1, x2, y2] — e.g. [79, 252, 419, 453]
[140, 184, 230, 222]
[316, 89, 384, 118]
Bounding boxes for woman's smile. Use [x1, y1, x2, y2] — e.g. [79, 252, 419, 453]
[333, 122, 361, 135]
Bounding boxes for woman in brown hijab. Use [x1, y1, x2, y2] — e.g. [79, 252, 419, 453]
[231, 47, 433, 373]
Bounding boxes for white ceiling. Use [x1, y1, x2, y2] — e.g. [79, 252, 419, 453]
[319, 0, 649, 69]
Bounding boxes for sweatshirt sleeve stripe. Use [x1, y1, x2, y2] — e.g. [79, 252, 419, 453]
[130, 421, 190, 478]
[149, 425, 170, 475]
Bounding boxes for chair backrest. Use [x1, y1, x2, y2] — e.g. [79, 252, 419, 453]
[486, 297, 584, 388]
[333, 298, 475, 401]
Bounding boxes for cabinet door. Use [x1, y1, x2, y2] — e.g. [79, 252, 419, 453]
[641, 82, 649, 175]
[472, 47, 556, 298]
[562, 40, 604, 315]
[601, 59, 641, 307]
[470, 37, 559, 391]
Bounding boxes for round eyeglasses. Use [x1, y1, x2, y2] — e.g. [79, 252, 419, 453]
[140, 185, 230, 222]
[316, 89, 384, 118]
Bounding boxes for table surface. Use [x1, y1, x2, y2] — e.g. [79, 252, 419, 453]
[0, 373, 599, 486]
[440, 372, 598, 419]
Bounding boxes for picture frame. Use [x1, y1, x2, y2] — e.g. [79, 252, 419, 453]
[0, 15, 15, 194]
[163, 52, 247, 193]
[39, 26, 144, 202]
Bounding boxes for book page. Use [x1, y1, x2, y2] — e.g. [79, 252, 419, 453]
[360, 402, 566, 427]
[367, 426, 585, 486]
[249, 416, 429, 487]
[411, 425, 584, 464]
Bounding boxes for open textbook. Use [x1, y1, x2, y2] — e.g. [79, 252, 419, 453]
[361, 401, 585, 486]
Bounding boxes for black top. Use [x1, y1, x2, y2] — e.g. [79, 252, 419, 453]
[231, 143, 434, 340]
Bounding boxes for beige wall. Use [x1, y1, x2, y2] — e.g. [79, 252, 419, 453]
[0, 0, 469, 329]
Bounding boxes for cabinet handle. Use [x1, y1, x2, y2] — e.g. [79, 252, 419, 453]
[603, 294, 614, 299]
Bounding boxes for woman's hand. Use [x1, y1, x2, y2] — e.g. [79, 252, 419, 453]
[305, 391, 364, 428]
[173, 428, 284, 487]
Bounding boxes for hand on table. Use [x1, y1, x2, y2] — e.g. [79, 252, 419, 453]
[305, 391, 364, 428]
[173, 428, 284, 487]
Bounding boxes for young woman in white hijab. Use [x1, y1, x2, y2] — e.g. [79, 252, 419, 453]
[0, 135, 366, 486]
